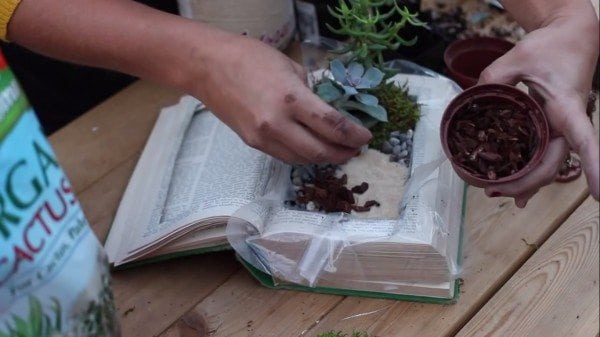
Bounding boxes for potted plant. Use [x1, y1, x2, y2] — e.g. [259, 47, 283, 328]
[290, 0, 428, 216]
[440, 83, 550, 188]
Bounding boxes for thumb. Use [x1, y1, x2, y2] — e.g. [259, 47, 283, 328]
[477, 48, 523, 86]
[550, 95, 600, 200]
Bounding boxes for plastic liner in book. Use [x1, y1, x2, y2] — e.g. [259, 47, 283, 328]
[227, 56, 467, 302]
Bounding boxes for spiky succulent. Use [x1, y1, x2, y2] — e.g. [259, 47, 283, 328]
[327, 0, 427, 70]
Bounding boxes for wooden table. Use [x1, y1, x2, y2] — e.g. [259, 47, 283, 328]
[48, 80, 599, 337]
[48, 43, 599, 337]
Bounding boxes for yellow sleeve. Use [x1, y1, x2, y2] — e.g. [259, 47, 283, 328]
[0, 0, 22, 42]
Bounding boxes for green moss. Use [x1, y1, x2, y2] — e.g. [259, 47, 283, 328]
[369, 81, 421, 149]
[317, 331, 372, 337]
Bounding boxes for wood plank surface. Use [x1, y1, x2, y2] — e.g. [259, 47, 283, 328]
[161, 272, 344, 337]
[76, 155, 139, 241]
[158, 177, 590, 337]
[49, 80, 182, 194]
[112, 252, 240, 337]
[302, 181, 591, 337]
[456, 197, 599, 337]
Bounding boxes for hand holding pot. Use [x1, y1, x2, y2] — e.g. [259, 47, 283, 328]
[477, 0, 599, 206]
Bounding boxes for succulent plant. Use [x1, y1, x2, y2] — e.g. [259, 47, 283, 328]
[315, 59, 387, 127]
[327, 0, 427, 70]
[313, 0, 425, 134]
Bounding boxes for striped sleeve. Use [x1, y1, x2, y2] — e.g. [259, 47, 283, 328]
[0, 0, 22, 41]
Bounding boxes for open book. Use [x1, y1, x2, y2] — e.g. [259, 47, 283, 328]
[105, 73, 465, 302]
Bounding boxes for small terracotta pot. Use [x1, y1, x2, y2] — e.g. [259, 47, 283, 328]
[444, 37, 514, 89]
[440, 84, 550, 188]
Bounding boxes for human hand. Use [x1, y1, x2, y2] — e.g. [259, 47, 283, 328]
[186, 29, 372, 164]
[478, 3, 599, 207]
[9, 0, 370, 165]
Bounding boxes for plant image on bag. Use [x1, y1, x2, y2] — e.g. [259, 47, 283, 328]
[290, 0, 426, 217]
[0, 297, 62, 337]
[0, 266, 118, 337]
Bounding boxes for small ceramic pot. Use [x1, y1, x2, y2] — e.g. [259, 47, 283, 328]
[440, 84, 550, 188]
[444, 37, 515, 88]
[177, 0, 296, 50]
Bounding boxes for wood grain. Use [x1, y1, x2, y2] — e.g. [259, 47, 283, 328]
[302, 182, 590, 337]
[112, 252, 240, 337]
[160, 271, 344, 337]
[49, 80, 181, 194]
[156, 176, 589, 337]
[76, 155, 139, 241]
[456, 197, 599, 337]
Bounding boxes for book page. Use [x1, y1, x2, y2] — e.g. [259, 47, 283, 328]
[106, 96, 283, 264]
[131, 108, 285, 255]
[142, 111, 272, 236]
[257, 207, 413, 240]
[104, 96, 197, 264]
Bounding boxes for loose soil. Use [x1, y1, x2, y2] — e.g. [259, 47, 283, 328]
[447, 99, 538, 180]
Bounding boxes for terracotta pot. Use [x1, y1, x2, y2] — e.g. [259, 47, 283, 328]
[440, 84, 550, 188]
[444, 37, 514, 89]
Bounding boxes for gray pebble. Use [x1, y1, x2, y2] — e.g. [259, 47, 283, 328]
[407, 129, 413, 138]
[292, 176, 303, 186]
[400, 142, 407, 151]
[393, 145, 403, 156]
[389, 154, 399, 162]
[395, 134, 407, 142]
[381, 141, 393, 154]
[389, 137, 401, 146]
[406, 139, 413, 147]
[390, 130, 402, 138]
[306, 201, 316, 211]
[399, 150, 408, 158]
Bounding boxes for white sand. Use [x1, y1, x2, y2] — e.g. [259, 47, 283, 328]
[339, 149, 410, 219]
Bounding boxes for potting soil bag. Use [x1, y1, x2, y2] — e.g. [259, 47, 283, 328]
[0, 53, 119, 336]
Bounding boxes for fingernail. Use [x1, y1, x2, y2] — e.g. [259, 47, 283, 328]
[515, 199, 527, 208]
